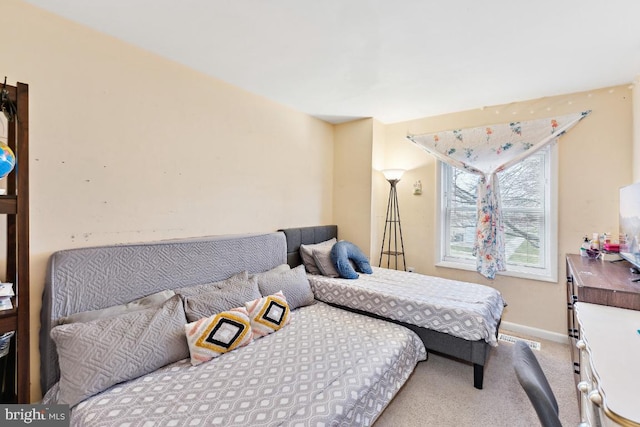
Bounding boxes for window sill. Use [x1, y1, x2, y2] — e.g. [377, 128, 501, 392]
[435, 260, 558, 283]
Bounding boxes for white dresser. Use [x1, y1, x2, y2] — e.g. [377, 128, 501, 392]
[574, 302, 640, 426]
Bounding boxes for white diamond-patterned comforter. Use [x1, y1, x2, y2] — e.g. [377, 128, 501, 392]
[309, 267, 506, 346]
[43, 302, 426, 427]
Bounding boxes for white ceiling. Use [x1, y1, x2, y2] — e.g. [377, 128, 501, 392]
[24, 0, 640, 124]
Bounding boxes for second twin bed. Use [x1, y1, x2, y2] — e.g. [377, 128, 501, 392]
[280, 225, 506, 389]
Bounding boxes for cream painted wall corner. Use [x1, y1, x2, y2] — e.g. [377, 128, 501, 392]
[333, 119, 374, 255]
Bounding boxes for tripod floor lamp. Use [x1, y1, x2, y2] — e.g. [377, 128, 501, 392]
[379, 169, 406, 270]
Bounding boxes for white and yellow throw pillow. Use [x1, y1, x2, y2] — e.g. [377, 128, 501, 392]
[245, 291, 291, 339]
[185, 306, 253, 366]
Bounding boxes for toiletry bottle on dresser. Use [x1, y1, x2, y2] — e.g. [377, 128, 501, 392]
[581, 236, 590, 256]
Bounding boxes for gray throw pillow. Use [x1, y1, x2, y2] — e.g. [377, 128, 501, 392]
[250, 263, 290, 280]
[312, 246, 340, 278]
[182, 276, 261, 322]
[300, 238, 336, 275]
[57, 289, 176, 325]
[174, 271, 249, 298]
[255, 264, 315, 309]
[51, 294, 189, 407]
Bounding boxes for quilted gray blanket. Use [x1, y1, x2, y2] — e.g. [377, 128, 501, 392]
[43, 302, 426, 426]
[309, 267, 506, 346]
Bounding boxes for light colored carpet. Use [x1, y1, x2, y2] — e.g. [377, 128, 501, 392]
[374, 331, 580, 426]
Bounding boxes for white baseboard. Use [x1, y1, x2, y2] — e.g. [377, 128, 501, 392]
[499, 321, 568, 344]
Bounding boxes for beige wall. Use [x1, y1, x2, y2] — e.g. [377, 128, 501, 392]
[381, 85, 633, 337]
[370, 119, 387, 259]
[332, 117, 388, 259]
[2, 0, 335, 401]
[333, 119, 374, 252]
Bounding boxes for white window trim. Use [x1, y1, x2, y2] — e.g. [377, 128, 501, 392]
[435, 145, 558, 283]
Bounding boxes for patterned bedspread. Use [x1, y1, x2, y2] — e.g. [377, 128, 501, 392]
[43, 302, 426, 427]
[309, 267, 506, 346]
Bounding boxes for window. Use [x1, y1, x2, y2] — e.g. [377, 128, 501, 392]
[438, 146, 557, 282]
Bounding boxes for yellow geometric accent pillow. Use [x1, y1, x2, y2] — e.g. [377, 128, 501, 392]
[245, 291, 291, 339]
[184, 306, 253, 366]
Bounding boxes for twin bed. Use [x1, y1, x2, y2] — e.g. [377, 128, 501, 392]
[279, 225, 505, 390]
[39, 226, 505, 426]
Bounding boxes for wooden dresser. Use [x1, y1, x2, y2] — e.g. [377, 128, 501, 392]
[566, 254, 640, 312]
[566, 254, 640, 426]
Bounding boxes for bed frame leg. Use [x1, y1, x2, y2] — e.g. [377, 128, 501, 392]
[473, 364, 484, 389]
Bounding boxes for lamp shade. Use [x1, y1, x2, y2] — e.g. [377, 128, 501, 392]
[382, 169, 405, 182]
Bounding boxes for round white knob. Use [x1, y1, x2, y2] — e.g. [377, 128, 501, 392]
[576, 340, 586, 350]
[577, 381, 589, 393]
[588, 389, 602, 406]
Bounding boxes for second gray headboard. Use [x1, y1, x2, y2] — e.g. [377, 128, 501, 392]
[278, 225, 338, 268]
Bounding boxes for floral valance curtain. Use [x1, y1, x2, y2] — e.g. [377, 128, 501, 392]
[407, 110, 591, 279]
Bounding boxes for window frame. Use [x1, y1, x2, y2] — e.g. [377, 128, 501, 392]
[435, 145, 558, 282]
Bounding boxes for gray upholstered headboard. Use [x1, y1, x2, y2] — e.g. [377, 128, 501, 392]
[40, 232, 286, 395]
[278, 225, 338, 267]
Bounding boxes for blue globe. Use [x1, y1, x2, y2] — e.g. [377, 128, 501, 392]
[0, 142, 16, 179]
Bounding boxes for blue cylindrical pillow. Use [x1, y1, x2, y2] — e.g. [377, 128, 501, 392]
[330, 241, 373, 279]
